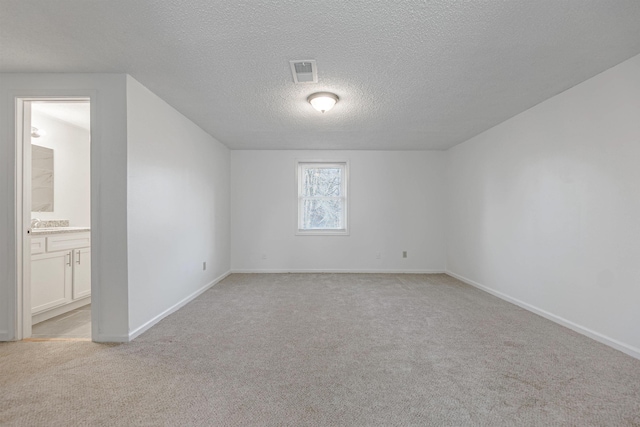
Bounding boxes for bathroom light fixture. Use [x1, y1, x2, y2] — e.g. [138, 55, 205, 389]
[307, 92, 339, 113]
[31, 127, 46, 138]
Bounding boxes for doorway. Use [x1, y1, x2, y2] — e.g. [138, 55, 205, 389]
[17, 98, 92, 340]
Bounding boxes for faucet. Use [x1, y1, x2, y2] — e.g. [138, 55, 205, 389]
[31, 218, 41, 229]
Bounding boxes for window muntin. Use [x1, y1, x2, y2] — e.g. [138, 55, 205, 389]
[297, 162, 348, 234]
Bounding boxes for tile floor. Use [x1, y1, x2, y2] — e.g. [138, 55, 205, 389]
[31, 304, 91, 340]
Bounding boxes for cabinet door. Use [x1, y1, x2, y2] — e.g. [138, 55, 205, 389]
[73, 248, 91, 299]
[31, 251, 73, 314]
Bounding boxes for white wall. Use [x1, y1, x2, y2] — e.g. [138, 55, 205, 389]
[31, 111, 91, 226]
[0, 73, 129, 342]
[446, 53, 640, 357]
[231, 150, 446, 272]
[126, 76, 231, 336]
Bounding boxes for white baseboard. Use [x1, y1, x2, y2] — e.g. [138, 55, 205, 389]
[445, 270, 640, 360]
[128, 270, 231, 341]
[230, 269, 446, 274]
[0, 330, 10, 341]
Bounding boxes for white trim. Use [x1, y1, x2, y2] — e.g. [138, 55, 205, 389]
[445, 270, 640, 361]
[294, 230, 350, 236]
[127, 270, 231, 341]
[295, 160, 350, 236]
[11, 94, 95, 342]
[231, 269, 446, 274]
[15, 98, 30, 340]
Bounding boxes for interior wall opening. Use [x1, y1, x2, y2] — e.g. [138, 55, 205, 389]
[18, 98, 92, 341]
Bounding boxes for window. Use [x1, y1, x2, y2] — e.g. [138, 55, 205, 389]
[297, 161, 348, 235]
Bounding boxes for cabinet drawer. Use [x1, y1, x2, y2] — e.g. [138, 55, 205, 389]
[31, 237, 46, 255]
[46, 232, 91, 252]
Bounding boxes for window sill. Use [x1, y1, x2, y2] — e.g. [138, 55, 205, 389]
[296, 229, 349, 236]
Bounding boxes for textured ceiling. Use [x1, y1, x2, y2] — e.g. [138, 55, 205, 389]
[2, 1, 640, 150]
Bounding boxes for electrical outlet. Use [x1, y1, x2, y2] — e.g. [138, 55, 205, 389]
[403, 251, 407, 258]
[203, 262, 206, 270]
[376, 252, 381, 259]
[261, 253, 267, 260]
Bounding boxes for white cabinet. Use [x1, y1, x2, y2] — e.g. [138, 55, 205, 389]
[72, 247, 91, 299]
[31, 237, 46, 255]
[31, 232, 91, 317]
[31, 251, 72, 313]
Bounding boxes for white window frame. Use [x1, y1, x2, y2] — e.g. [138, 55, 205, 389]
[296, 160, 349, 236]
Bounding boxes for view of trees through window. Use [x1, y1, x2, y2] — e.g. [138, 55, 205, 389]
[298, 163, 346, 231]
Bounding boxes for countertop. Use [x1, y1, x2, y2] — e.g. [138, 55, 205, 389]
[31, 227, 91, 236]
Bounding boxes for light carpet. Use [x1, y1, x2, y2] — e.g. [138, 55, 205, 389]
[1, 273, 639, 426]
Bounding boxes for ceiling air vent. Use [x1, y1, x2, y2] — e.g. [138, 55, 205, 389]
[290, 60, 318, 83]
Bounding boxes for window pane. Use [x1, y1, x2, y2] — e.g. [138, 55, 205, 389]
[301, 198, 343, 229]
[302, 167, 342, 197]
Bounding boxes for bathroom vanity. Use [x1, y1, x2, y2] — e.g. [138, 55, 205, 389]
[30, 227, 91, 324]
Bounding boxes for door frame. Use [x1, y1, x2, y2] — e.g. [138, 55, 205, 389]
[15, 96, 92, 340]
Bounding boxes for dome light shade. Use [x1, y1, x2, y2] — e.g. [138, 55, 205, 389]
[31, 127, 46, 138]
[307, 92, 339, 113]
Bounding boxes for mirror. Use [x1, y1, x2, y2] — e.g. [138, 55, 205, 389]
[32, 145, 54, 212]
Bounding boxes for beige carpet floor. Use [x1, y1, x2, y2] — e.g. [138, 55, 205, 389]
[1, 273, 639, 426]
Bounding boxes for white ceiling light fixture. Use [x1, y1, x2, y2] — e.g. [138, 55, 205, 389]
[307, 92, 339, 113]
[31, 127, 46, 138]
